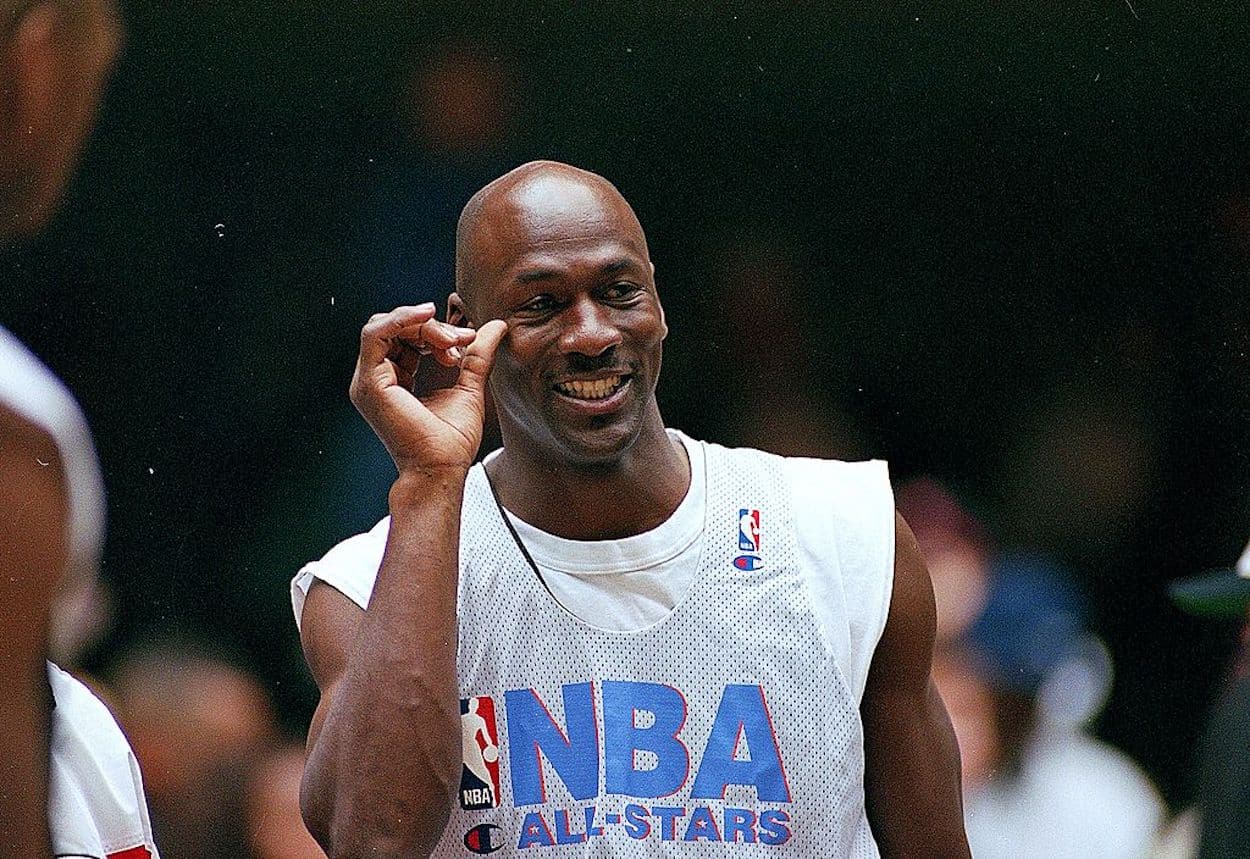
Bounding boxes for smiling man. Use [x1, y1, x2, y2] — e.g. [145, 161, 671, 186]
[292, 161, 970, 858]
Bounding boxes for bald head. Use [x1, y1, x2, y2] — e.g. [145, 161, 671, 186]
[454, 161, 650, 317]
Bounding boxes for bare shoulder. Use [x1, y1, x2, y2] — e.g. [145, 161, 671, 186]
[299, 579, 366, 692]
[865, 512, 937, 696]
[0, 404, 67, 595]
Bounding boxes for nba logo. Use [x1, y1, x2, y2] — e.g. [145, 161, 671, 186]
[459, 696, 501, 810]
[738, 508, 761, 552]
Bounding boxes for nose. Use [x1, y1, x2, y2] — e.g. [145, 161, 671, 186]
[558, 296, 623, 359]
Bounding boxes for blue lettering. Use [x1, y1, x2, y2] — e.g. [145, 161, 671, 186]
[603, 681, 689, 797]
[554, 809, 585, 845]
[623, 803, 651, 839]
[517, 811, 554, 848]
[683, 806, 722, 842]
[690, 684, 790, 802]
[652, 806, 687, 841]
[724, 808, 757, 843]
[506, 683, 599, 805]
[759, 809, 792, 845]
[584, 805, 604, 837]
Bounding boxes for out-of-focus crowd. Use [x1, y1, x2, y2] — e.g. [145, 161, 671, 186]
[62, 633, 323, 859]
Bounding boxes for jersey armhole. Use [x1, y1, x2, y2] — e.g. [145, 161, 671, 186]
[786, 457, 895, 705]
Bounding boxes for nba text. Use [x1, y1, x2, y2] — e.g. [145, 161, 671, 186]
[461, 680, 793, 849]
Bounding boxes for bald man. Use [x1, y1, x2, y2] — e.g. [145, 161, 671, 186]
[293, 161, 970, 858]
[2, 1, 160, 856]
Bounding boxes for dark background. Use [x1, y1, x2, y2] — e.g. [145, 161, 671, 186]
[5, 0, 1249, 808]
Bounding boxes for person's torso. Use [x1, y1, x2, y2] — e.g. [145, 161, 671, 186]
[433, 440, 880, 858]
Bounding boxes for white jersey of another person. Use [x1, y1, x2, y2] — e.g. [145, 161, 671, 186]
[0, 326, 160, 859]
[293, 430, 895, 856]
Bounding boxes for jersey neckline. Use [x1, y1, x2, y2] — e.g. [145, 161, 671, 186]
[481, 430, 705, 576]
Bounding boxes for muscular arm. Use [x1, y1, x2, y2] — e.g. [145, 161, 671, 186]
[860, 512, 970, 858]
[300, 472, 468, 858]
[0, 407, 67, 858]
[299, 306, 506, 858]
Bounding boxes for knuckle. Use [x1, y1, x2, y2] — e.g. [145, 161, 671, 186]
[460, 353, 488, 375]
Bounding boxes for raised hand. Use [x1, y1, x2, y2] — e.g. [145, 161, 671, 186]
[349, 303, 508, 473]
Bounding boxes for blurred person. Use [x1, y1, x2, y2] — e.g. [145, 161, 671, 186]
[953, 553, 1164, 858]
[710, 239, 864, 459]
[1168, 537, 1250, 858]
[1, 1, 161, 856]
[895, 477, 992, 644]
[330, 42, 521, 536]
[246, 742, 327, 859]
[293, 161, 971, 856]
[111, 639, 277, 859]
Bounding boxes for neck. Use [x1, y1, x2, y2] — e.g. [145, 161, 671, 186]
[488, 414, 690, 540]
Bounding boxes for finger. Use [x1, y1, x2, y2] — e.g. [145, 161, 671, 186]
[388, 340, 423, 387]
[428, 344, 462, 368]
[358, 304, 437, 368]
[455, 319, 508, 395]
[390, 319, 477, 352]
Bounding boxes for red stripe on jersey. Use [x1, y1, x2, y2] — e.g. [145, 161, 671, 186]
[107, 847, 152, 859]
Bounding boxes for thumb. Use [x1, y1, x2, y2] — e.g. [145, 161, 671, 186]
[455, 319, 508, 395]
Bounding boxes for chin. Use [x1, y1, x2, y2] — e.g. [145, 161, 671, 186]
[550, 419, 645, 468]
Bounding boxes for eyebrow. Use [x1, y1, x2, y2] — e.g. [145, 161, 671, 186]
[513, 258, 639, 283]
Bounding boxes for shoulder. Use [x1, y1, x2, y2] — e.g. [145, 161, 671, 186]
[291, 516, 392, 628]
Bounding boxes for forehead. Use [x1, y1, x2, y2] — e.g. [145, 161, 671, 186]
[472, 177, 649, 283]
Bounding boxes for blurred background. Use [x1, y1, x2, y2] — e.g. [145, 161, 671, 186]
[5, 1, 1249, 855]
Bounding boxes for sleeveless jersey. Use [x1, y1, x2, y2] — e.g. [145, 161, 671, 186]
[0, 326, 160, 858]
[444, 440, 885, 857]
[292, 436, 894, 857]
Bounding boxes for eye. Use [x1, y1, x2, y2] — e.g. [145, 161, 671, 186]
[601, 282, 644, 302]
[516, 294, 561, 316]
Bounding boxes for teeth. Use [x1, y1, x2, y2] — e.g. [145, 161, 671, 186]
[556, 375, 624, 400]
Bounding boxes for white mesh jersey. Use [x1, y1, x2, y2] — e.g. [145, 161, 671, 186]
[0, 326, 160, 859]
[294, 435, 895, 857]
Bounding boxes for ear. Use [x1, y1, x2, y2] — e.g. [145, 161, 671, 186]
[0, 2, 119, 238]
[650, 262, 668, 340]
[447, 291, 471, 327]
[0, 3, 62, 227]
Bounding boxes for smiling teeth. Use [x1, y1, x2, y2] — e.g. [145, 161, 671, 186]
[557, 376, 624, 400]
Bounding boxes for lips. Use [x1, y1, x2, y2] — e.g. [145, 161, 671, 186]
[553, 374, 628, 400]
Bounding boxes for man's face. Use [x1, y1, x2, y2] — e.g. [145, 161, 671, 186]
[459, 176, 667, 466]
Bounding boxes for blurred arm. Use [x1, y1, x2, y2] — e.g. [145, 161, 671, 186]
[860, 512, 971, 858]
[0, 407, 67, 857]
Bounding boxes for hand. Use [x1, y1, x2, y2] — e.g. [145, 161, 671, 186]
[349, 303, 508, 472]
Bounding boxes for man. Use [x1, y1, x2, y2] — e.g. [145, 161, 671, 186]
[293, 160, 970, 857]
[1, 1, 159, 856]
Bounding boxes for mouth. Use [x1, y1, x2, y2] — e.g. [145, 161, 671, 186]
[552, 374, 630, 401]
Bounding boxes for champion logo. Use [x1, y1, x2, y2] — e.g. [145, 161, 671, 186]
[464, 823, 504, 854]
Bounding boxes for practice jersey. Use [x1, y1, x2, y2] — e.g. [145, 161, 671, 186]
[294, 435, 895, 856]
[0, 326, 160, 858]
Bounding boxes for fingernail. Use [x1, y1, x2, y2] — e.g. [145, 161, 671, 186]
[417, 302, 435, 310]
[449, 347, 463, 361]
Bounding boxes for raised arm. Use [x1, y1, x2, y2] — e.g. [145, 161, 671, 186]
[299, 304, 506, 858]
[0, 407, 67, 857]
[860, 512, 971, 858]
